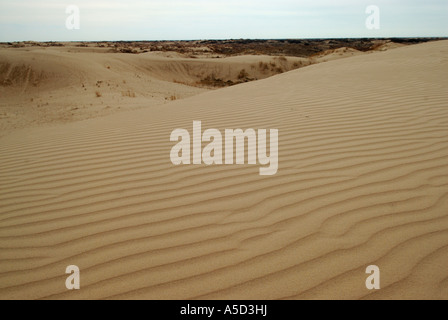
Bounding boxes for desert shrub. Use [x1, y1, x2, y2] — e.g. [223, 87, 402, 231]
[122, 89, 136, 97]
[95, 91, 102, 97]
[258, 62, 269, 72]
[119, 47, 135, 54]
[44, 42, 64, 47]
[275, 67, 284, 73]
[238, 69, 249, 80]
[198, 74, 228, 87]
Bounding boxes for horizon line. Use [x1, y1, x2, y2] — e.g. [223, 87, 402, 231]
[3, 36, 448, 43]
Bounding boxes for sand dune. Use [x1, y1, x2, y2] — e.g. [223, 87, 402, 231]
[0, 46, 309, 135]
[0, 40, 447, 300]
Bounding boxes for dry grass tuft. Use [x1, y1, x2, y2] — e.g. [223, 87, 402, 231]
[238, 69, 249, 80]
[122, 89, 136, 97]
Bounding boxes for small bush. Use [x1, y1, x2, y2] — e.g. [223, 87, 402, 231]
[238, 69, 249, 80]
[258, 62, 269, 72]
[275, 67, 284, 73]
[122, 89, 136, 97]
[95, 91, 102, 97]
[198, 74, 228, 87]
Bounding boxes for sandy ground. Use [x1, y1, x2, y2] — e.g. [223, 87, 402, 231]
[0, 45, 316, 135]
[0, 42, 390, 135]
[0, 40, 447, 300]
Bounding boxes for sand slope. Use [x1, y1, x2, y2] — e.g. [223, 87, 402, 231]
[0, 46, 308, 134]
[0, 40, 447, 300]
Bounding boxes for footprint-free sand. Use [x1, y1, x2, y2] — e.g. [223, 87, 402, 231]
[0, 40, 447, 300]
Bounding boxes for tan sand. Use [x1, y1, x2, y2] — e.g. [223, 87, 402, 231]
[0, 46, 308, 135]
[0, 40, 447, 300]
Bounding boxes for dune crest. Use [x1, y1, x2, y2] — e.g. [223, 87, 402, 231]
[0, 46, 311, 135]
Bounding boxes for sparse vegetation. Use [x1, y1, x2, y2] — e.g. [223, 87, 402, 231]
[258, 62, 269, 72]
[198, 74, 232, 88]
[197, 69, 258, 88]
[122, 89, 136, 97]
[238, 69, 249, 80]
[292, 61, 303, 69]
[117, 47, 139, 54]
[95, 91, 102, 97]
[4, 39, 441, 57]
[275, 67, 284, 73]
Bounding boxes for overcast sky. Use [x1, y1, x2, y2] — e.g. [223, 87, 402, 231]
[0, 0, 447, 41]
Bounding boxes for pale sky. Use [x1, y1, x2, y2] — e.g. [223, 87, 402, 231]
[0, 0, 447, 41]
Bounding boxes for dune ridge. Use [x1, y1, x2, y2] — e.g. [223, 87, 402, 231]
[0, 40, 447, 300]
[0, 46, 315, 135]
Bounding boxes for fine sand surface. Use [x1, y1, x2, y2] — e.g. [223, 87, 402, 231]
[0, 45, 314, 135]
[0, 40, 447, 300]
